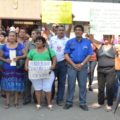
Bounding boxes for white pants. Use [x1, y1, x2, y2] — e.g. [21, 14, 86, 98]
[30, 72, 55, 92]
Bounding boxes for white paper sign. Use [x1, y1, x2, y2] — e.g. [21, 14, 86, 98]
[28, 61, 51, 80]
[90, 3, 120, 35]
[9, 50, 16, 66]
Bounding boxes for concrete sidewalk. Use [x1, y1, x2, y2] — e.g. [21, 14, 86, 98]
[0, 81, 119, 120]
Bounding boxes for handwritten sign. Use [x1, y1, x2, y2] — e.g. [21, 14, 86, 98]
[90, 4, 120, 35]
[28, 61, 51, 80]
[42, 1, 72, 24]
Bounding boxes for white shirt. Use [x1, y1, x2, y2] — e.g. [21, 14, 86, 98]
[49, 35, 69, 62]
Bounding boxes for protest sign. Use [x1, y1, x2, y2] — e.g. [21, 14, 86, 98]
[90, 3, 120, 35]
[28, 61, 51, 80]
[42, 1, 72, 24]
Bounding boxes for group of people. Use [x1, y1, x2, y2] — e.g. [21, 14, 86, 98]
[0, 23, 119, 112]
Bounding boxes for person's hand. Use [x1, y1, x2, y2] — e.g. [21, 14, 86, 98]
[76, 63, 83, 69]
[13, 57, 19, 62]
[72, 63, 79, 70]
[72, 14, 75, 20]
[72, 63, 84, 70]
[25, 65, 28, 71]
[50, 65, 56, 70]
[89, 34, 94, 42]
[5, 59, 11, 64]
[40, 14, 42, 18]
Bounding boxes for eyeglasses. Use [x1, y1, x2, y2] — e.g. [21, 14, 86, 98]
[74, 29, 82, 32]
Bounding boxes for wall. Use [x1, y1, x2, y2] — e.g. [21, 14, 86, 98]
[0, 0, 41, 20]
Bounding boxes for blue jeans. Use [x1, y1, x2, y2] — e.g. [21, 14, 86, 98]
[55, 60, 67, 102]
[66, 64, 88, 105]
[114, 71, 120, 98]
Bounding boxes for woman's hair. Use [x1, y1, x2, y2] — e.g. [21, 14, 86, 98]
[103, 35, 112, 39]
[8, 31, 17, 42]
[0, 31, 7, 37]
[35, 36, 46, 44]
[8, 31, 17, 37]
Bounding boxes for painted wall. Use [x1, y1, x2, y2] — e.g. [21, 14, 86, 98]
[0, 0, 41, 20]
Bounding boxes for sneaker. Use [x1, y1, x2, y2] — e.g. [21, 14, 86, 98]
[63, 104, 72, 109]
[80, 105, 89, 111]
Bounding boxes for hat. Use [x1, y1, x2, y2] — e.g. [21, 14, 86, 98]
[10, 26, 16, 32]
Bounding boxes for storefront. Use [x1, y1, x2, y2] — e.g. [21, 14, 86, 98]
[0, 0, 42, 33]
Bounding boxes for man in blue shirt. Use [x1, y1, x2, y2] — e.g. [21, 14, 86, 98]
[64, 25, 93, 111]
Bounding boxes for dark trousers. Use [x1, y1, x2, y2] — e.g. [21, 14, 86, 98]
[88, 61, 97, 86]
[98, 70, 115, 106]
[54, 60, 67, 102]
[23, 72, 32, 102]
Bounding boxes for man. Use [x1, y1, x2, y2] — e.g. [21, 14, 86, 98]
[64, 25, 93, 111]
[18, 27, 28, 45]
[42, 21, 72, 41]
[23, 29, 38, 104]
[49, 25, 69, 105]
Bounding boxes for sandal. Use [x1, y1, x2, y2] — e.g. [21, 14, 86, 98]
[36, 104, 41, 110]
[48, 104, 53, 110]
[14, 103, 20, 109]
[4, 104, 10, 109]
[90, 103, 103, 109]
[106, 105, 112, 112]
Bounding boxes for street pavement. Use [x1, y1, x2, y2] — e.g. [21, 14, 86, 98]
[0, 70, 120, 120]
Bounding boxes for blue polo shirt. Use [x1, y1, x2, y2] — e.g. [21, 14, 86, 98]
[64, 37, 93, 63]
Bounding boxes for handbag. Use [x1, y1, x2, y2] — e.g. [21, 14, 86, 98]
[47, 47, 52, 61]
[47, 47, 56, 71]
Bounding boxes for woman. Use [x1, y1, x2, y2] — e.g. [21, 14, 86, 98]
[90, 35, 116, 112]
[114, 38, 120, 96]
[0, 31, 26, 108]
[0, 31, 7, 98]
[0, 31, 7, 71]
[25, 36, 56, 110]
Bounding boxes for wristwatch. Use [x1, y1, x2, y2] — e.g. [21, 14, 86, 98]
[81, 62, 84, 66]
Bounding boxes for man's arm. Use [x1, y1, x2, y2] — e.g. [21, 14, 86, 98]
[65, 15, 74, 38]
[81, 55, 91, 65]
[89, 34, 102, 49]
[64, 54, 78, 70]
[65, 24, 72, 38]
